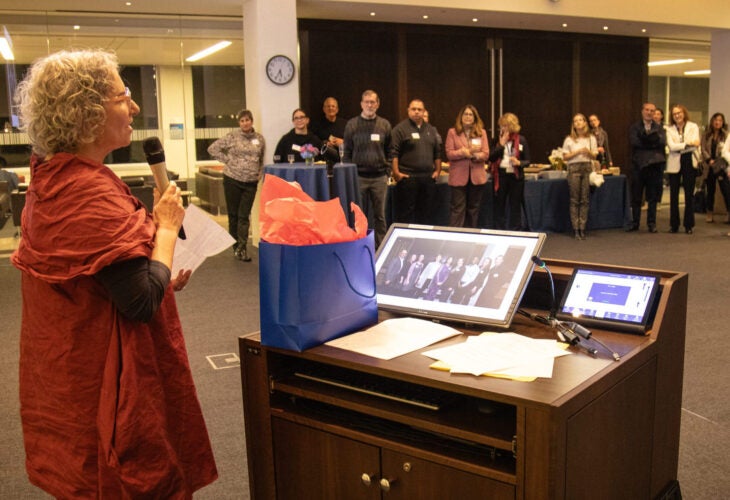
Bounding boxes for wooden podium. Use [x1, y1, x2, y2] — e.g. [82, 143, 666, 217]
[239, 259, 686, 499]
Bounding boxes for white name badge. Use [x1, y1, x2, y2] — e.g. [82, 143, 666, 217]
[519, 144, 524, 151]
[292, 144, 302, 152]
[371, 134, 380, 142]
[251, 139, 260, 145]
[471, 138, 481, 147]
[411, 132, 420, 140]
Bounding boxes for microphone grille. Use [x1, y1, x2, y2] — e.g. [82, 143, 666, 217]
[142, 136, 165, 163]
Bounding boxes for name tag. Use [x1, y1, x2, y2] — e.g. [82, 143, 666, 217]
[519, 144, 523, 151]
[411, 132, 420, 140]
[292, 144, 302, 152]
[251, 139, 260, 145]
[471, 138, 481, 147]
[371, 134, 380, 142]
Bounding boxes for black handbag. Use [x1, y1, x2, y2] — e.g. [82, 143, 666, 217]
[711, 156, 728, 176]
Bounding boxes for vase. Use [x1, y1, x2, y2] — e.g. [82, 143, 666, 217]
[305, 157, 313, 166]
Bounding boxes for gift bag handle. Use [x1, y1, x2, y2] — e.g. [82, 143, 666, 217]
[333, 245, 377, 298]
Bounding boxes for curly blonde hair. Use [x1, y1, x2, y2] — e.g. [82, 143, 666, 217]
[14, 49, 120, 157]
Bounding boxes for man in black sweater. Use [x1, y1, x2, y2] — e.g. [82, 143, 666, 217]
[343, 90, 392, 247]
[390, 99, 442, 224]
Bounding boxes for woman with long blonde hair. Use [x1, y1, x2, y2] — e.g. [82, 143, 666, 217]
[562, 113, 597, 239]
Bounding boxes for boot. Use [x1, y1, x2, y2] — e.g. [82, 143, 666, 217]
[706, 211, 714, 223]
[239, 246, 252, 262]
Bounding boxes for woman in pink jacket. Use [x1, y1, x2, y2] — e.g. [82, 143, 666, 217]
[445, 104, 490, 227]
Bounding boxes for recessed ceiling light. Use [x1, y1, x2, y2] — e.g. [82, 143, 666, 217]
[562, 23, 568, 28]
[647, 58, 694, 67]
[370, 12, 376, 17]
[603, 26, 609, 31]
[472, 18, 478, 23]
[423, 15, 429, 20]
[73, 25, 80, 30]
[126, 2, 132, 6]
[684, 69, 711, 76]
[641, 28, 647, 33]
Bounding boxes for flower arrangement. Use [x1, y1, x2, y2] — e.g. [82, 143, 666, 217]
[548, 148, 566, 170]
[300, 144, 319, 163]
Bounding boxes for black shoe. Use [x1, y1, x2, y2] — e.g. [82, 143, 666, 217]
[648, 225, 658, 233]
[625, 225, 639, 232]
[685, 228, 693, 235]
[669, 228, 678, 233]
[240, 247, 252, 262]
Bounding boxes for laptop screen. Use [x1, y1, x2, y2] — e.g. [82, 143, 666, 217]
[374, 224, 546, 329]
[557, 268, 661, 334]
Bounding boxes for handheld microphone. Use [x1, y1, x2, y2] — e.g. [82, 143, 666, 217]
[142, 137, 186, 240]
[531, 255, 556, 319]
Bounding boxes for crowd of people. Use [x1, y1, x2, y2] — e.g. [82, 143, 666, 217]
[206, 94, 730, 254]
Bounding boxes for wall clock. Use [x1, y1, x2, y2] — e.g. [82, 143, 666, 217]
[266, 55, 295, 85]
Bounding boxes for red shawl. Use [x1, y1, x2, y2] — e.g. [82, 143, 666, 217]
[490, 133, 521, 192]
[12, 154, 217, 498]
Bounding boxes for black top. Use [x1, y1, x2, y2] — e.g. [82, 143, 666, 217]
[273, 129, 323, 163]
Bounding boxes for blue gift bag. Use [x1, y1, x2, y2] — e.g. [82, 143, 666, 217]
[259, 230, 378, 351]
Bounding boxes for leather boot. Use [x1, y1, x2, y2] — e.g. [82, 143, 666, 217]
[240, 246, 252, 262]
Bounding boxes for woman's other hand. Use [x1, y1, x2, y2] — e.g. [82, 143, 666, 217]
[171, 269, 192, 291]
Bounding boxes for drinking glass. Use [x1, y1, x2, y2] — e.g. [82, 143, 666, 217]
[273, 154, 281, 163]
[338, 143, 345, 164]
[287, 154, 295, 164]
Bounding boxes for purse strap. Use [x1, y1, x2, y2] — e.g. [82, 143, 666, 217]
[333, 245, 377, 298]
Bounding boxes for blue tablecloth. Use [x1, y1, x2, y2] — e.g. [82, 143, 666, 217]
[385, 174, 630, 233]
[264, 163, 330, 201]
[331, 163, 361, 227]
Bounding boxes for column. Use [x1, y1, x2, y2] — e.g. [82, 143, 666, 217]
[709, 31, 730, 117]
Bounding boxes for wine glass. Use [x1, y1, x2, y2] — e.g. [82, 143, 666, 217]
[287, 154, 295, 164]
[338, 143, 345, 164]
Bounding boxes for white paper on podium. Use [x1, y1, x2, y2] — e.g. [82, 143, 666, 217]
[172, 204, 236, 275]
[422, 333, 570, 377]
[325, 317, 462, 360]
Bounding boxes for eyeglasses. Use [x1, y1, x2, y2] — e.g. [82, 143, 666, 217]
[107, 86, 132, 103]
[293, 115, 307, 120]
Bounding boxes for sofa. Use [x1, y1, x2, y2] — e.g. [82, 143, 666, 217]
[195, 166, 226, 214]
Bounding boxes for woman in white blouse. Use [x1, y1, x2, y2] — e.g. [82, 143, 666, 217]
[666, 104, 700, 234]
[562, 113, 598, 240]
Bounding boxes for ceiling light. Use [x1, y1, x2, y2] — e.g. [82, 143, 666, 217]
[647, 58, 694, 67]
[370, 12, 376, 17]
[603, 26, 609, 31]
[73, 25, 80, 30]
[472, 18, 478, 23]
[562, 23, 568, 28]
[641, 29, 647, 33]
[0, 27, 14, 61]
[423, 15, 429, 20]
[684, 69, 711, 76]
[185, 41, 232, 62]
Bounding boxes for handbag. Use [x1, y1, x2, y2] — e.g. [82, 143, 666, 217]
[589, 170, 605, 187]
[711, 156, 728, 176]
[259, 230, 378, 351]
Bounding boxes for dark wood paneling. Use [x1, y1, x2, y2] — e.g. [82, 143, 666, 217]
[299, 21, 399, 123]
[404, 32, 491, 145]
[299, 20, 647, 169]
[501, 35, 575, 164]
[579, 39, 648, 172]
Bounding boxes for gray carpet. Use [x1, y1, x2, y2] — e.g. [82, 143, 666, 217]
[1, 202, 729, 498]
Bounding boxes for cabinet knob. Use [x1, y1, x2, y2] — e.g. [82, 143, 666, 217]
[361, 473, 376, 487]
[379, 477, 398, 492]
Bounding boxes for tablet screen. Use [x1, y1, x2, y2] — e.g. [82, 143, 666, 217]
[557, 268, 661, 334]
[374, 224, 546, 329]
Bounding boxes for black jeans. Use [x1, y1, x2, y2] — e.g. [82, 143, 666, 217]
[494, 173, 524, 230]
[449, 178, 485, 228]
[705, 167, 730, 213]
[393, 174, 436, 225]
[223, 175, 258, 248]
[668, 154, 697, 231]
